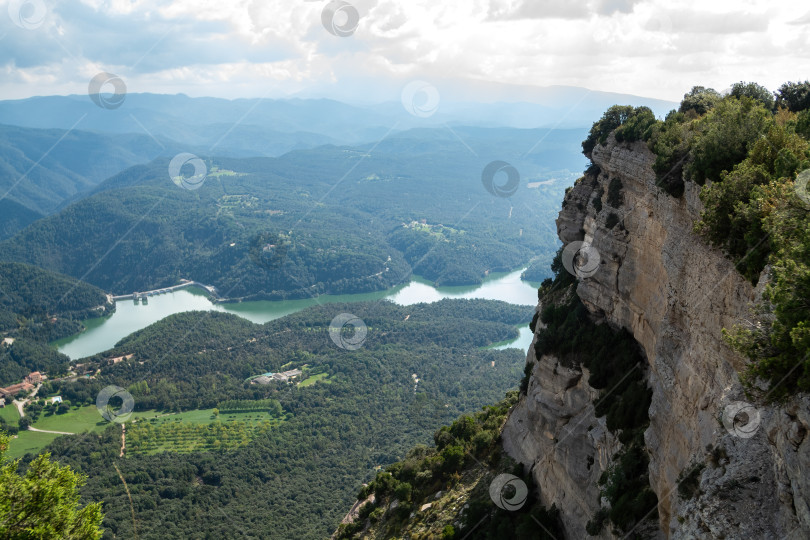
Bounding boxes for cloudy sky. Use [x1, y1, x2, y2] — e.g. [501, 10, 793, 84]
[1, 0, 809, 103]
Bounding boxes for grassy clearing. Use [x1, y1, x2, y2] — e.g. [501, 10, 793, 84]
[0, 404, 20, 423]
[297, 372, 331, 387]
[4, 431, 62, 460]
[33, 405, 108, 434]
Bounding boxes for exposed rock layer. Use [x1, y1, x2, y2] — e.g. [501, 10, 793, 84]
[503, 134, 810, 539]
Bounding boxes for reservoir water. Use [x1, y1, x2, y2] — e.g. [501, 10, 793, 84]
[54, 268, 540, 359]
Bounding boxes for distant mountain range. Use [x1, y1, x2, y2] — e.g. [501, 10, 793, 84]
[0, 88, 676, 141]
[0, 124, 176, 235]
[0, 88, 676, 238]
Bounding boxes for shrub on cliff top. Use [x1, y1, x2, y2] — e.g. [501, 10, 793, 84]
[648, 110, 692, 197]
[775, 80, 810, 112]
[686, 97, 772, 185]
[679, 86, 722, 117]
[582, 105, 654, 156]
[729, 81, 775, 111]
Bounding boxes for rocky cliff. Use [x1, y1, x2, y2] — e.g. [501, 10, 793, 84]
[503, 134, 810, 538]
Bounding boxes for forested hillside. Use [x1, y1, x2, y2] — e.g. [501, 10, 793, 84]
[26, 299, 532, 539]
[0, 262, 111, 387]
[1, 129, 576, 298]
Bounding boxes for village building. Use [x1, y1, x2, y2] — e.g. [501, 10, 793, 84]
[0, 381, 34, 399]
[250, 369, 303, 385]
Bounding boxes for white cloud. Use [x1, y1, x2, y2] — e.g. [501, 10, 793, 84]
[0, 0, 808, 102]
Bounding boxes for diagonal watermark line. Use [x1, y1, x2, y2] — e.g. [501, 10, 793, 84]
[565, 142, 773, 409]
[290, 122, 401, 232]
[762, 351, 810, 401]
[130, 27, 172, 71]
[0, 114, 87, 205]
[530, 514, 561, 540]
[55, 190, 169, 308]
[129, 114, 165, 150]
[215, 506, 250, 538]
[780, 524, 805, 540]
[64, 129, 412, 435]
[460, 515, 489, 540]
[619, 460, 702, 539]
[444, 123, 478, 157]
[0, 284, 11, 303]
[207, 96, 273, 154]
[540, 364, 640, 453]
[84, 122, 408, 394]
[522, 90, 593, 158]
[52, 35, 80, 64]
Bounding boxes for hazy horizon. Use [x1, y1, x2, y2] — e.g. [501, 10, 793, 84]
[2, 0, 807, 104]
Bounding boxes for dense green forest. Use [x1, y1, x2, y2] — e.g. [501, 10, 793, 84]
[584, 81, 810, 398]
[19, 299, 532, 539]
[0, 131, 571, 299]
[0, 262, 111, 386]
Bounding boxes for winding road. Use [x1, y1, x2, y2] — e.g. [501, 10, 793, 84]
[13, 383, 76, 435]
[27, 426, 75, 435]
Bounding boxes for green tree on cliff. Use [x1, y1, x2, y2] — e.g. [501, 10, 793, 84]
[678, 86, 722, 116]
[0, 431, 103, 539]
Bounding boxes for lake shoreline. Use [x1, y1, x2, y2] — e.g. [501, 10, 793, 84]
[53, 266, 544, 360]
[119, 263, 545, 306]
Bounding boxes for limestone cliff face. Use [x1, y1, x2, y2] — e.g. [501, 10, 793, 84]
[503, 134, 810, 538]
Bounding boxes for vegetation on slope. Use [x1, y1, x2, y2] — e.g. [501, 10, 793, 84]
[335, 392, 563, 540]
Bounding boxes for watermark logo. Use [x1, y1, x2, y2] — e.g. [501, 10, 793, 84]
[321, 0, 359, 37]
[401, 81, 441, 118]
[489, 474, 528, 511]
[722, 401, 761, 439]
[329, 312, 367, 350]
[561, 240, 601, 278]
[88, 72, 127, 110]
[248, 232, 289, 270]
[643, 12, 673, 34]
[169, 153, 207, 190]
[96, 385, 134, 423]
[8, 0, 46, 29]
[482, 160, 520, 198]
[795, 169, 810, 206]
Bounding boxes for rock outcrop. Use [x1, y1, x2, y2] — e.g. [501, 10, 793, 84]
[503, 134, 810, 538]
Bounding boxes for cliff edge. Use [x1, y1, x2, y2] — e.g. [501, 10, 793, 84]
[503, 133, 810, 538]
